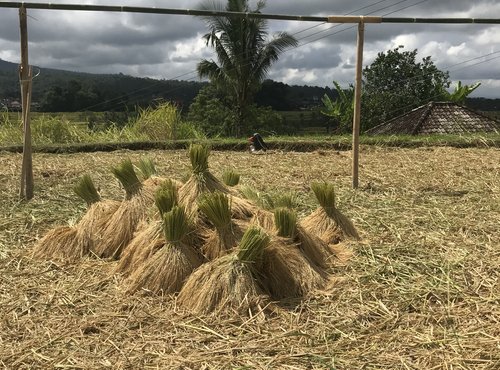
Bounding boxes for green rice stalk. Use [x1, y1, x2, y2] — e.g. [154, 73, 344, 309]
[311, 182, 336, 211]
[222, 169, 240, 187]
[155, 180, 178, 215]
[198, 191, 231, 229]
[136, 157, 157, 179]
[189, 143, 210, 174]
[73, 174, 100, 206]
[237, 226, 270, 264]
[163, 206, 189, 243]
[112, 159, 142, 198]
[274, 207, 297, 238]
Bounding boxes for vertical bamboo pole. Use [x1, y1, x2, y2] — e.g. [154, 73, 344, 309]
[19, 5, 34, 200]
[351, 20, 365, 189]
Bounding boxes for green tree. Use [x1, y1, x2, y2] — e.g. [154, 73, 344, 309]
[197, 0, 298, 136]
[361, 46, 450, 131]
[321, 81, 354, 133]
[187, 84, 236, 136]
[444, 81, 481, 104]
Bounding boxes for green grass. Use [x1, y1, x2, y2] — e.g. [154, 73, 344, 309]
[1, 109, 499, 149]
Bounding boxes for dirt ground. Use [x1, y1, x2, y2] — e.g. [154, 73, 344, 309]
[0, 146, 499, 369]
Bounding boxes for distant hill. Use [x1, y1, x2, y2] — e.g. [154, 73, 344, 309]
[0, 59, 206, 111]
[0, 58, 340, 112]
[6, 58, 497, 114]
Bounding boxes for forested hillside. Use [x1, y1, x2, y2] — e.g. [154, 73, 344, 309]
[0, 59, 334, 112]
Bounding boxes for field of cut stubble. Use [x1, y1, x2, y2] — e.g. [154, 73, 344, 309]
[0, 146, 499, 369]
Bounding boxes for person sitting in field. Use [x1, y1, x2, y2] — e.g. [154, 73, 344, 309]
[248, 133, 268, 152]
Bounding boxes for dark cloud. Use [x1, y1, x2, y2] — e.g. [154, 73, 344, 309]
[0, 0, 499, 97]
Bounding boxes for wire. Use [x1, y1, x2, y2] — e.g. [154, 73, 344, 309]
[77, 0, 403, 111]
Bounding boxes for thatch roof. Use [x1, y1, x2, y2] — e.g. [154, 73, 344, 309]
[366, 102, 500, 135]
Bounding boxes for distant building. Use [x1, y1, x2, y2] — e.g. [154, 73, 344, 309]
[366, 102, 500, 135]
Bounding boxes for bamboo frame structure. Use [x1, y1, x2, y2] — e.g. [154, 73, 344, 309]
[1, 2, 499, 193]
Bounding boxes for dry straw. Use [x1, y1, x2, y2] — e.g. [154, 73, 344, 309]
[302, 182, 360, 244]
[31, 226, 79, 261]
[95, 159, 156, 259]
[178, 144, 255, 219]
[116, 180, 178, 276]
[74, 174, 120, 258]
[126, 206, 203, 295]
[260, 208, 329, 299]
[198, 191, 245, 259]
[32, 174, 120, 261]
[178, 226, 269, 315]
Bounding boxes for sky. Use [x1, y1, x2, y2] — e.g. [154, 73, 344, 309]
[0, 0, 499, 98]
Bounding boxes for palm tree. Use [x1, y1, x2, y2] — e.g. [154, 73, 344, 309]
[197, 0, 298, 136]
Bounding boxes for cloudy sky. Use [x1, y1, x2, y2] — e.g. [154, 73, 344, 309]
[0, 0, 499, 97]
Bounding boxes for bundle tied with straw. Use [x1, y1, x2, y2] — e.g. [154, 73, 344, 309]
[126, 206, 203, 295]
[115, 180, 178, 276]
[96, 159, 155, 259]
[260, 208, 329, 299]
[301, 182, 360, 245]
[31, 174, 119, 261]
[31, 225, 79, 262]
[198, 191, 246, 260]
[74, 174, 120, 259]
[178, 226, 269, 315]
[178, 144, 255, 220]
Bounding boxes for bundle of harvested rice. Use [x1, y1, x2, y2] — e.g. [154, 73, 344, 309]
[260, 208, 329, 299]
[261, 237, 329, 300]
[301, 182, 360, 244]
[126, 206, 203, 295]
[115, 180, 178, 276]
[136, 157, 157, 180]
[74, 174, 120, 258]
[95, 159, 155, 259]
[198, 192, 245, 260]
[274, 207, 297, 238]
[178, 226, 269, 315]
[222, 169, 240, 187]
[178, 144, 255, 219]
[31, 225, 79, 261]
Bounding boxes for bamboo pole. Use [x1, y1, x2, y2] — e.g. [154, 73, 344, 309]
[19, 5, 34, 200]
[0, 3, 499, 24]
[351, 21, 365, 190]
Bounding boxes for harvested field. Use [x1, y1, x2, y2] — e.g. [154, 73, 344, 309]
[0, 146, 499, 369]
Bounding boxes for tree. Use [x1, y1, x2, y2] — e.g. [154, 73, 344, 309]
[361, 46, 450, 131]
[444, 81, 481, 104]
[197, 0, 298, 136]
[321, 81, 354, 133]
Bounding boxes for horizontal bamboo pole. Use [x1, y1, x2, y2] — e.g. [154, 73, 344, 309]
[328, 16, 382, 23]
[0, 2, 499, 24]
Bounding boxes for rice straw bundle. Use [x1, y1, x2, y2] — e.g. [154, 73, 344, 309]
[198, 192, 246, 260]
[74, 174, 121, 254]
[115, 180, 178, 276]
[95, 159, 155, 259]
[31, 226, 79, 261]
[261, 237, 329, 299]
[178, 226, 269, 315]
[126, 206, 203, 295]
[178, 144, 255, 219]
[222, 169, 240, 187]
[250, 209, 275, 232]
[301, 182, 360, 244]
[258, 208, 329, 299]
[136, 157, 157, 180]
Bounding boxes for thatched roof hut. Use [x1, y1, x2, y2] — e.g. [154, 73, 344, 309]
[367, 102, 500, 135]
